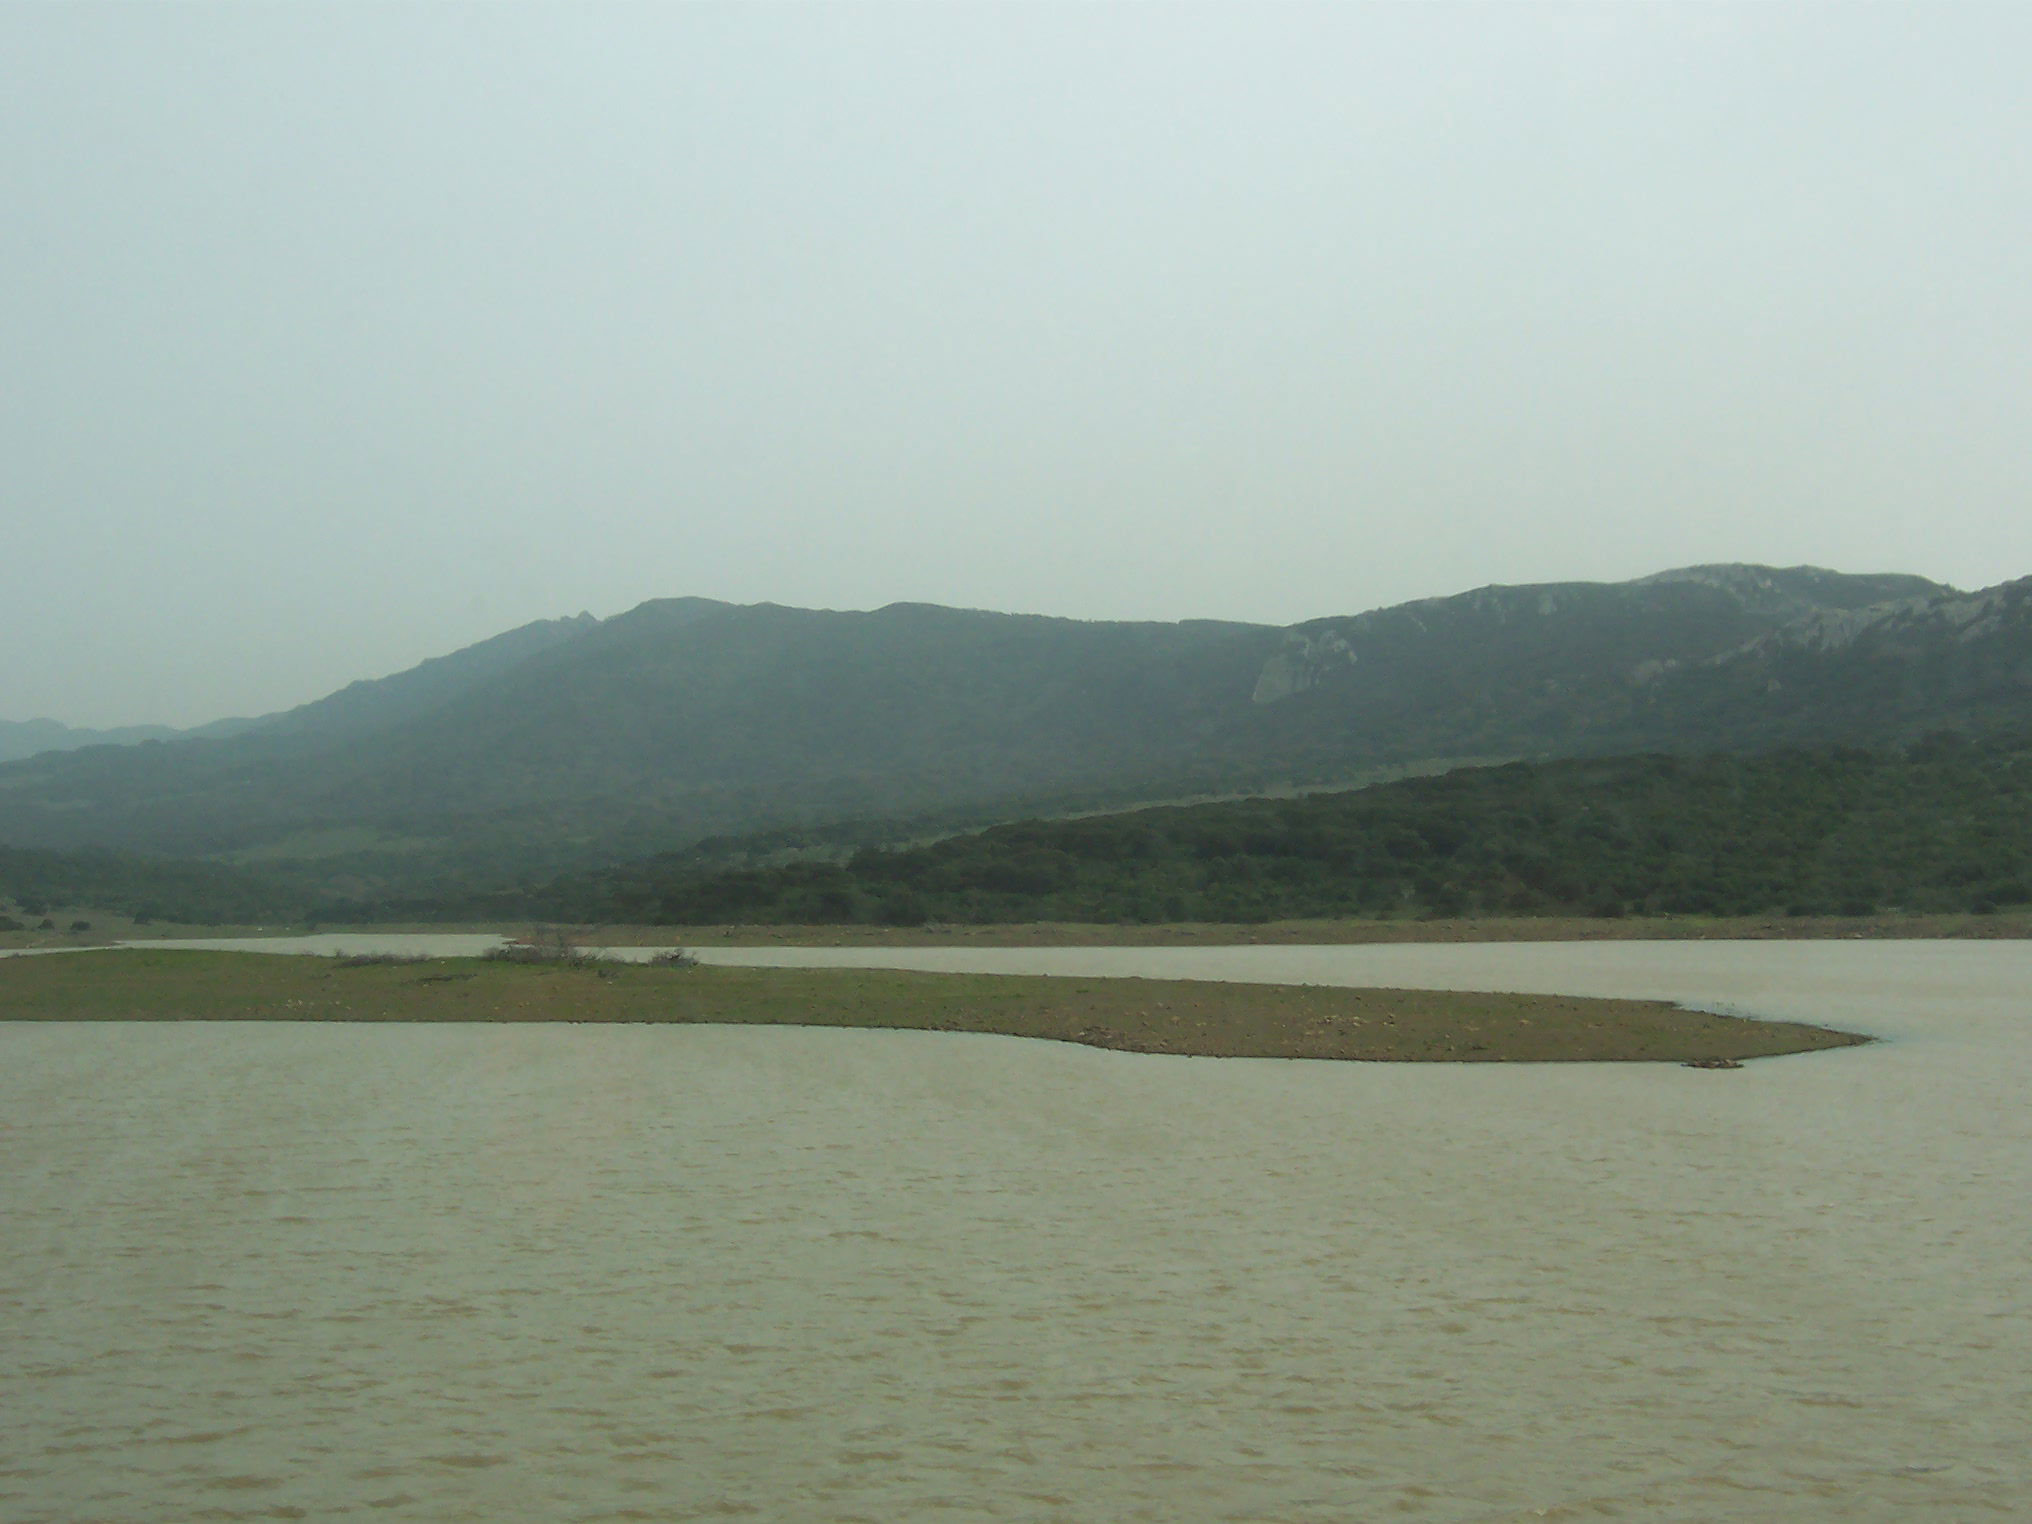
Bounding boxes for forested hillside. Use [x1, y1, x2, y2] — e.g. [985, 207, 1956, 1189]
[0, 846, 315, 928]
[553, 733, 2032, 925]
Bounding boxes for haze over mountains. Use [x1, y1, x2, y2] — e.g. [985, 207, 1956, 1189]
[2, 563, 2028, 902]
[0, 719, 177, 765]
[0, 715, 257, 765]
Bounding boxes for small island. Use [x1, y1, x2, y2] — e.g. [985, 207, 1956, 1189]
[0, 948, 1867, 1065]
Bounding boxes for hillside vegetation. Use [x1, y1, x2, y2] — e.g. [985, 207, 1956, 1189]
[552, 732, 2032, 926]
[5, 564, 2029, 894]
[0, 845, 315, 930]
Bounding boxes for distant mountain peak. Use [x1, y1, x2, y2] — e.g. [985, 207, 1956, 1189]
[1631, 562, 1955, 606]
[1634, 561, 1830, 587]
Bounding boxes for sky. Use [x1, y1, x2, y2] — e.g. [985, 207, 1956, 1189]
[4, 3, 2029, 728]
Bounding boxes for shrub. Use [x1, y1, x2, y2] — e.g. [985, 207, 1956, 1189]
[483, 925, 606, 966]
[647, 947, 699, 968]
[877, 891, 929, 927]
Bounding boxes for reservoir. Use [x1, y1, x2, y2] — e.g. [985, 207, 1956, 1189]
[3, 940, 2026, 1521]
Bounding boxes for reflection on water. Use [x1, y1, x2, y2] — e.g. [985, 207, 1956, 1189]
[3, 941, 2027, 1521]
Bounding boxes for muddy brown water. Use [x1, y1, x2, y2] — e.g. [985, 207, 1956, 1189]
[3, 938, 2027, 1521]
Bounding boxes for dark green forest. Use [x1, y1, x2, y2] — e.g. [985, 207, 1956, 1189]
[552, 733, 2032, 926]
[0, 845, 461, 929]
[11, 732, 2032, 931]
[0, 846, 315, 928]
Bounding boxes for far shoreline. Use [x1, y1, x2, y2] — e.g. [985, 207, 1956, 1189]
[521, 910, 2032, 949]
[5, 908, 2024, 955]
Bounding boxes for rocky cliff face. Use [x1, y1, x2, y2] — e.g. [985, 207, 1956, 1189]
[1627, 574, 2032, 745]
[1250, 629, 1356, 703]
[1712, 577, 2028, 664]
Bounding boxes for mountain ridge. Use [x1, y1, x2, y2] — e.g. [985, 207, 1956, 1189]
[2, 562, 2022, 895]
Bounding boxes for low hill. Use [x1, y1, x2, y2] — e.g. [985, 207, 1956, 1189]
[548, 732, 2032, 925]
[0, 717, 196, 764]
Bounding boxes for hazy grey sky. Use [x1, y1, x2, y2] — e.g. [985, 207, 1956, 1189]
[5, 3, 2029, 726]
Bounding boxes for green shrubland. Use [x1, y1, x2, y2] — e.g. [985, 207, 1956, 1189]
[555, 732, 2032, 926]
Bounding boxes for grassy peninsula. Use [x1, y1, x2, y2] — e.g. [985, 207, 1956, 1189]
[0, 949, 1866, 1065]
